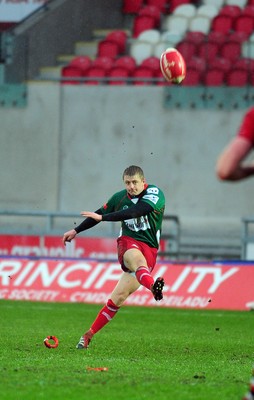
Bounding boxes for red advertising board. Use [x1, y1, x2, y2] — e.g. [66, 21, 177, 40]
[0, 234, 167, 259]
[0, 257, 254, 311]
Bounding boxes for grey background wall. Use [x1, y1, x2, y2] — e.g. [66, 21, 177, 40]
[0, 83, 253, 239]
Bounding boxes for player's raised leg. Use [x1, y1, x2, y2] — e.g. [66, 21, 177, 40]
[76, 272, 140, 349]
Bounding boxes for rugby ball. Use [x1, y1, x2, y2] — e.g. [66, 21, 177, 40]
[160, 48, 186, 84]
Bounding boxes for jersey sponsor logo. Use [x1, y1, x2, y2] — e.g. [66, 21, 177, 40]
[124, 215, 151, 232]
[143, 193, 159, 205]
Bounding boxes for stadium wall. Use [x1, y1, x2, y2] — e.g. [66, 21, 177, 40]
[0, 83, 253, 236]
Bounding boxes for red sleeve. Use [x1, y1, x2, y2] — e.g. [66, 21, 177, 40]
[238, 108, 254, 146]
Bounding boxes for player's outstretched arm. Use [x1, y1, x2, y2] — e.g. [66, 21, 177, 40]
[63, 229, 77, 246]
[80, 211, 103, 221]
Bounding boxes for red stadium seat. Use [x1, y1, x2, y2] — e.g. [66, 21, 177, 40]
[226, 69, 249, 87]
[185, 31, 206, 45]
[234, 15, 254, 36]
[219, 5, 241, 18]
[209, 57, 231, 73]
[176, 40, 198, 62]
[138, 5, 161, 27]
[133, 15, 157, 37]
[211, 15, 234, 34]
[203, 68, 225, 86]
[220, 41, 241, 63]
[122, 0, 144, 14]
[207, 31, 227, 45]
[61, 65, 82, 84]
[105, 31, 128, 54]
[146, 0, 169, 13]
[188, 57, 207, 72]
[141, 56, 161, 74]
[131, 66, 155, 85]
[227, 31, 249, 43]
[83, 67, 107, 85]
[181, 68, 203, 86]
[92, 57, 114, 73]
[197, 41, 221, 63]
[69, 56, 92, 73]
[114, 56, 137, 73]
[97, 40, 120, 58]
[242, 5, 254, 17]
[108, 67, 130, 85]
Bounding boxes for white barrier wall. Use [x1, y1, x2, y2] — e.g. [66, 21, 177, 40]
[0, 82, 253, 236]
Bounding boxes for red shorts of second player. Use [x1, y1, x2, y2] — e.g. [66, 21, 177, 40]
[117, 235, 157, 273]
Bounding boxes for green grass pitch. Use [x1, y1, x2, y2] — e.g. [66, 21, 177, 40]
[1, 299, 253, 400]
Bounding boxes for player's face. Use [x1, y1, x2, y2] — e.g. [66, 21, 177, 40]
[123, 174, 145, 196]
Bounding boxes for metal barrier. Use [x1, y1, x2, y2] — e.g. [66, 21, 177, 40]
[0, 209, 181, 257]
[241, 217, 254, 260]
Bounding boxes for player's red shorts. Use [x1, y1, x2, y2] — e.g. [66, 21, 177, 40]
[117, 236, 158, 273]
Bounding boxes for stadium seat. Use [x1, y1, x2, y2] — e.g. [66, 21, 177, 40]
[203, 0, 224, 7]
[207, 31, 226, 45]
[173, 3, 197, 17]
[197, 41, 221, 63]
[146, 0, 169, 13]
[220, 41, 241, 63]
[114, 56, 136, 73]
[181, 68, 203, 86]
[226, 69, 249, 86]
[61, 65, 83, 85]
[188, 15, 211, 34]
[138, 5, 162, 27]
[97, 40, 120, 58]
[227, 31, 249, 43]
[162, 14, 190, 35]
[234, 15, 254, 36]
[92, 56, 115, 73]
[234, 58, 254, 70]
[131, 66, 155, 85]
[188, 56, 207, 72]
[137, 29, 161, 45]
[176, 40, 198, 61]
[211, 15, 234, 34]
[224, 0, 247, 7]
[219, 5, 242, 18]
[122, 0, 144, 14]
[83, 66, 107, 85]
[108, 67, 130, 85]
[69, 56, 92, 72]
[160, 30, 184, 45]
[105, 31, 128, 54]
[184, 31, 206, 45]
[203, 68, 225, 86]
[129, 40, 154, 64]
[242, 42, 254, 59]
[169, 0, 191, 13]
[133, 15, 157, 37]
[242, 5, 254, 17]
[141, 56, 161, 74]
[196, 4, 219, 19]
[209, 57, 231, 73]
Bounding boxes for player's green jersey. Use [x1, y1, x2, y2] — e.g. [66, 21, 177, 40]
[99, 184, 165, 249]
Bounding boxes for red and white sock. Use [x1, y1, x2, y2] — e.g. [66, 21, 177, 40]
[135, 266, 154, 290]
[90, 299, 120, 334]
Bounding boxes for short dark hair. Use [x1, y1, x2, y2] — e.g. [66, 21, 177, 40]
[122, 165, 144, 180]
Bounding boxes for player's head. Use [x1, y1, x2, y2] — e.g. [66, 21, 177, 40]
[123, 165, 146, 196]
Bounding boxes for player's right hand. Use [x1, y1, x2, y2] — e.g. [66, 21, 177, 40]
[63, 229, 77, 246]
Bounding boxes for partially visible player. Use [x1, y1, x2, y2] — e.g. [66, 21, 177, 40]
[216, 107, 254, 181]
[62, 165, 166, 349]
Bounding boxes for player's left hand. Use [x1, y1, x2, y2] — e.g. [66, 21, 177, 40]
[80, 211, 102, 221]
